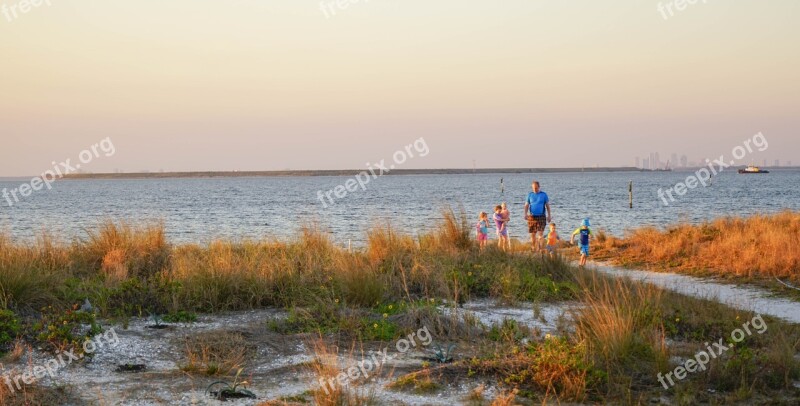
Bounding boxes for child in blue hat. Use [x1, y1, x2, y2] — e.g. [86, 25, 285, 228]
[570, 218, 592, 267]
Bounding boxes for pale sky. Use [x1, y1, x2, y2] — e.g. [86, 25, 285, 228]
[1, 0, 798, 176]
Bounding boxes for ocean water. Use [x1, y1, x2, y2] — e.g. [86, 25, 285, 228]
[1, 170, 798, 246]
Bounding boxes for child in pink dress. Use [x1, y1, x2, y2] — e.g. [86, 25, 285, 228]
[476, 212, 490, 250]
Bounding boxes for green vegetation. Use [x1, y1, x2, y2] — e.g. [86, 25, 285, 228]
[0, 309, 21, 356]
[474, 337, 599, 401]
[161, 311, 198, 323]
[34, 305, 101, 355]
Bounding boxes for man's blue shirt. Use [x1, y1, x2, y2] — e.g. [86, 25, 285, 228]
[526, 191, 549, 216]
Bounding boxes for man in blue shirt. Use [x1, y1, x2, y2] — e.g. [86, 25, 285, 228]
[524, 181, 551, 251]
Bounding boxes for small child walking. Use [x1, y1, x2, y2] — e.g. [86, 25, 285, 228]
[494, 205, 509, 251]
[476, 212, 490, 250]
[543, 222, 561, 258]
[570, 218, 592, 267]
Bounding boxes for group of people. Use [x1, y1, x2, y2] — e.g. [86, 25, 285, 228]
[476, 202, 512, 251]
[475, 180, 593, 266]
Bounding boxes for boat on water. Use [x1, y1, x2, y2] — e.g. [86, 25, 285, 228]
[738, 165, 770, 174]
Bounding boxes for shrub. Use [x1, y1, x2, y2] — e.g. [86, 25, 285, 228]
[34, 305, 101, 355]
[0, 309, 21, 354]
[162, 311, 198, 323]
[477, 338, 598, 402]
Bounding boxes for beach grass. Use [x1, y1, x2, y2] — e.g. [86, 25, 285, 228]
[593, 210, 800, 282]
[456, 269, 800, 403]
[1, 210, 800, 404]
[0, 211, 578, 320]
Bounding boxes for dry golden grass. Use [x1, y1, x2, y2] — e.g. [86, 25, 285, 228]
[366, 224, 417, 264]
[2, 340, 26, 363]
[386, 368, 440, 393]
[466, 384, 486, 403]
[101, 248, 129, 282]
[574, 273, 669, 393]
[180, 330, 253, 376]
[1, 222, 172, 310]
[434, 206, 473, 252]
[594, 211, 800, 281]
[80, 221, 170, 279]
[308, 339, 374, 406]
[0, 383, 76, 406]
[575, 274, 666, 362]
[490, 388, 519, 406]
[1, 207, 578, 317]
[167, 234, 387, 311]
[0, 237, 63, 310]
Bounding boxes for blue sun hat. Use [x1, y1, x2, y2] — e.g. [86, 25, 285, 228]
[582, 218, 591, 227]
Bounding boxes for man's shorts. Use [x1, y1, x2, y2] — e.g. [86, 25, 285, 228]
[580, 245, 590, 257]
[527, 215, 547, 234]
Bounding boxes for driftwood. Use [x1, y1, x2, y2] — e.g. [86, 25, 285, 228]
[775, 277, 800, 292]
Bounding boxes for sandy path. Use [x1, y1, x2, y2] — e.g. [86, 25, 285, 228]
[592, 262, 800, 324]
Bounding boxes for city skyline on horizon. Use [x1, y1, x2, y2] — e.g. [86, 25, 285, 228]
[635, 153, 793, 171]
[2, 145, 798, 178]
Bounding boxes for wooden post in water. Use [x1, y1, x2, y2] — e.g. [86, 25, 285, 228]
[628, 181, 633, 209]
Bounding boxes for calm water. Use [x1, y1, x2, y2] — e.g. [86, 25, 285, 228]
[1, 171, 798, 246]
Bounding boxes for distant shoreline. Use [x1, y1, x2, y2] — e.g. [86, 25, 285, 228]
[58, 167, 644, 180]
[0, 166, 792, 180]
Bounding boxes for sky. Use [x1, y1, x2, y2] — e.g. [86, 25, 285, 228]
[1, 0, 798, 176]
